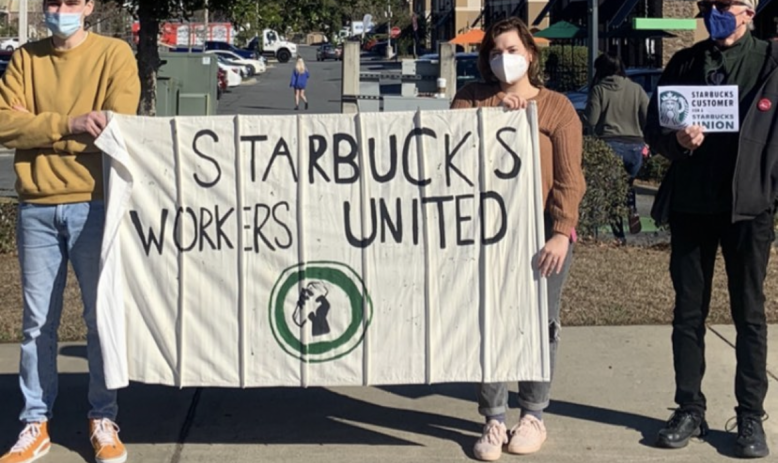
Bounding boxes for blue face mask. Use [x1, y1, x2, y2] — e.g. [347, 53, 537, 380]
[703, 8, 737, 41]
[45, 12, 83, 39]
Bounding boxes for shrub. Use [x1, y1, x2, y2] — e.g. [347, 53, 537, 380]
[0, 201, 16, 254]
[578, 137, 629, 238]
[540, 45, 588, 92]
[637, 153, 670, 183]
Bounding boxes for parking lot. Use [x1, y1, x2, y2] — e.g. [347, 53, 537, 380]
[217, 45, 343, 116]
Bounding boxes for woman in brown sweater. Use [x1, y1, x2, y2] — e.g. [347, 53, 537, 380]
[451, 17, 585, 461]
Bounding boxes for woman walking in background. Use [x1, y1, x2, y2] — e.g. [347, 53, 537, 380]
[451, 17, 585, 461]
[584, 53, 649, 243]
[290, 56, 310, 110]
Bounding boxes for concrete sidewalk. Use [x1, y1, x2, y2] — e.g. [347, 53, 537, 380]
[0, 326, 775, 463]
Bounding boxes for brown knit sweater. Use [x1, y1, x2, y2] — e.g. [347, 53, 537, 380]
[451, 82, 586, 236]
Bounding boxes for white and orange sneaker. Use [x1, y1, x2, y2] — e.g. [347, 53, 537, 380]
[473, 419, 508, 461]
[507, 414, 547, 455]
[0, 422, 51, 463]
[89, 419, 127, 463]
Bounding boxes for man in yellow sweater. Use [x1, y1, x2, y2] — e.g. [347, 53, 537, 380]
[0, 1, 140, 463]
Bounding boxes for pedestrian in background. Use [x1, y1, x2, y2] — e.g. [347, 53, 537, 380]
[645, 0, 775, 458]
[290, 56, 310, 110]
[451, 16, 586, 461]
[0, 1, 140, 463]
[584, 52, 649, 244]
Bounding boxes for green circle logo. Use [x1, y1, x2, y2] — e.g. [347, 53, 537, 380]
[659, 90, 689, 127]
[269, 261, 373, 363]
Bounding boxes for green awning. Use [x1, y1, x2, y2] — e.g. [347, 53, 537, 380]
[533, 20, 586, 40]
[633, 18, 697, 30]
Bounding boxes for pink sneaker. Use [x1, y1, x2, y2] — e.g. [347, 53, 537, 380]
[473, 420, 508, 461]
[507, 415, 547, 454]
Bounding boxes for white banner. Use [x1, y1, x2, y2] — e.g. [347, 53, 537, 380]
[94, 107, 549, 389]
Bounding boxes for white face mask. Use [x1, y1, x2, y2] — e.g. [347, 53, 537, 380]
[489, 53, 529, 84]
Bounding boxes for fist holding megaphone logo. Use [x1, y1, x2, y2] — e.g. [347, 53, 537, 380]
[292, 281, 331, 337]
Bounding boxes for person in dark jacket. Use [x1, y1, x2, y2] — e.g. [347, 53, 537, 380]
[585, 53, 649, 242]
[644, 0, 776, 458]
[290, 56, 310, 110]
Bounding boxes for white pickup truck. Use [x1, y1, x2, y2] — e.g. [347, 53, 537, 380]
[248, 29, 297, 63]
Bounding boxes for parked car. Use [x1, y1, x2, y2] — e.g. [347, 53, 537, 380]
[316, 43, 341, 61]
[565, 67, 663, 114]
[217, 62, 242, 87]
[214, 54, 249, 78]
[206, 50, 265, 75]
[370, 40, 396, 58]
[0, 37, 18, 51]
[216, 67, 228, 98]
[417, 52, 481, 90]
[205, 41, 258, 60]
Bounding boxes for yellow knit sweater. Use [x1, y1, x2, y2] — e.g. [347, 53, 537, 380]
[0, 33, 140, 204]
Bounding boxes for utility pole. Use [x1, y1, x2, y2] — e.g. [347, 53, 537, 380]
[204, 0, 209, 44]
[385, 1, 392, 60]
[587, 0, 598, 85]
[19, 0, 28, 46]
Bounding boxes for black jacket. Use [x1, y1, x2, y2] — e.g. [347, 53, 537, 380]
[646, 40, 778, 223]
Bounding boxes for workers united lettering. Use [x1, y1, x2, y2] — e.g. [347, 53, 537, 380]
[129, 124, 523, 256]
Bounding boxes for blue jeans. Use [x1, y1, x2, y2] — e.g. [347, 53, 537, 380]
[605, 140, 644, 179]
[16, 201, 117, 423]
[605, 140, 644, 240]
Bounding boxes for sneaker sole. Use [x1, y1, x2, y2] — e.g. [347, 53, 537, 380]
[655, 429, 703, 449]
[473, 449, 502, 461]
[19, 442, 51, 463]
[95, 451, 127, 463]
[507, 442, 545, 455]
[507, 435, 547, 455]
[655, 436, 692, 449]
[734, 447, 770, 459]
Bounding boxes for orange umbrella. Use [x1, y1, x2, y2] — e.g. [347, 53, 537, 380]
[449, 29, 485, 45]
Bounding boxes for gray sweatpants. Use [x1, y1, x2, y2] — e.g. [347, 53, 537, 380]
[476, 241, 573, 416]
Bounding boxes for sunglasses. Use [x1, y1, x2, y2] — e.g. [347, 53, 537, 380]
[696, 1, 749, 12]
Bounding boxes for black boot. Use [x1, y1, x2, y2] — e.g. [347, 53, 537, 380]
[734, 415, 770, 458]
[656, 409, 709, 449]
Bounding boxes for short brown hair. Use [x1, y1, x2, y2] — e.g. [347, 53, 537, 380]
[478, 17, 544, 88]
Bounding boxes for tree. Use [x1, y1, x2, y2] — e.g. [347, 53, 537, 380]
[104, 0, 407, 115]
[89, 2, 130, 39]
[105, 0, 237, 115]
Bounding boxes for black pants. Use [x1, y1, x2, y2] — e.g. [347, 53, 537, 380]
[669, 210, 772, 417]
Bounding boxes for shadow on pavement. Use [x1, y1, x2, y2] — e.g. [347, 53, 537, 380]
[59, 345, 87, 359]
[185, 386, 478, 455]
[0, 372, 742, 459]
[0, 374, 479, 459]
[378, 384, 737, 453]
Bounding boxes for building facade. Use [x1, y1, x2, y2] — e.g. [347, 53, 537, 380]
[426, 0, 776, 63]
[430, 0, 482, 45]
[426, 0, 549, 47]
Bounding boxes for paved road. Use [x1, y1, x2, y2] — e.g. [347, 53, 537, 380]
[218, 46, 343, 116]
[0, 326, 775, 463]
